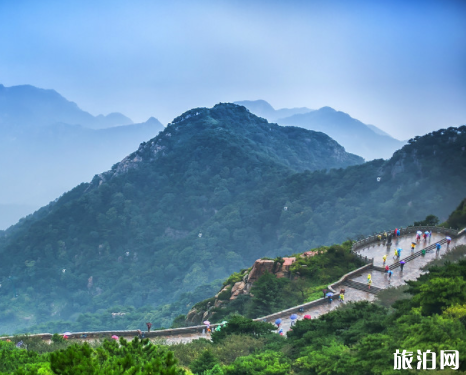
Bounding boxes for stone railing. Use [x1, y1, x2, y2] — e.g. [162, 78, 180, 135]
[353, 252, 373, 264]
[351, 226, 459, 252]
[0, 324, 223, 342]
[327, 263, 373, 293]
[253, 296, 329, 323]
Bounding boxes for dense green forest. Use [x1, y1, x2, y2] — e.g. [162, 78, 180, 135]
[445, 198, 466, 230]
[3, 245, 466, 374]
[26, 241, 364, 333]
[0, 103, 465, 334]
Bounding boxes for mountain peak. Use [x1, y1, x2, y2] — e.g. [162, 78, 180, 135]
[96, 103, 362, 186]
[145, 116, 163, 125]
[234, 99, 312, 123]
[279, 107, 404, 160]
[318, 106, 337, 113]
[234, 99, 276, 113]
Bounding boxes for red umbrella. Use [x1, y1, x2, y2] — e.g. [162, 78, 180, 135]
[303, 314, 311, 319]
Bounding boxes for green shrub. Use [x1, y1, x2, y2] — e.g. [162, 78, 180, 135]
[217, 287, 232, 301]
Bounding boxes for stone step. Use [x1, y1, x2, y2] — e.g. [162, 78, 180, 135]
[390, 238, 447, 270]
[343, 279, 382, 294]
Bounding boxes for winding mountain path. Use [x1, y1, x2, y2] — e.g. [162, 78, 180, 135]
[269, 230, 465, 334]
[2, 227, 465, 345]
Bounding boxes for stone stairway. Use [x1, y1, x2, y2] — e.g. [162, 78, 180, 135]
[343, 279, 383, 294]
[389, 238, 447, 270]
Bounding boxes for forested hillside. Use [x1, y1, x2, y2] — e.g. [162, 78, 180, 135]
[0, 103, 363, 334]
[445, 198, 466, 230]
[0, 104, 465, 334]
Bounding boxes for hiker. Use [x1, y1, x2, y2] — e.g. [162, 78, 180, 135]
[340, 288, 346, 295]
[339, 293, 344, 303]
[137, 329, 144, 339]
[322, 288, 328, 298]
[416, 233, 420, 241]
[394, 228, 398, 237]
[446, 237, 452, 246]
[377, 234, 382, 241]
[146, 322, 152, 333]
[429, 231, 432, 238]
[368, 278, 372, 290]
[385, 265, 389, 272]
[436, 243, 441, 253]
[411, 242, 416, 251]
[423, 232, 427, 240]
[400, 261, 405, 271]
[393, 248, 398, 259]
[383, 254, 387, 265]
[367, 273, 372, 282]
[388, 270, 393, 283]
[397, 229, 400, 237]
[397, 248, 402, 259]
[387, 233, 392, 245]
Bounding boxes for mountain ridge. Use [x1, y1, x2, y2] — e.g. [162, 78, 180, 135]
[234, 99, 313, 122]
[236, 99, 404, 160]
[0, 83, 133, 129]
[0, 84, 164, 229]
[278, 106, 405, 160]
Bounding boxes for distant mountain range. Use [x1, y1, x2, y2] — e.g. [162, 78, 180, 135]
[1, 103, 465, 335]
[0, 84, 132, 129]
[234, 100, 312, 122]
[0, 84, 164, 229]
[236, 100, 405, 160]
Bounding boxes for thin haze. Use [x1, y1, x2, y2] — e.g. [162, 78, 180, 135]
[1, 0, 465, 140]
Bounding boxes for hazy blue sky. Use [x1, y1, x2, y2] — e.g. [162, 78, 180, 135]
[1, 0, 465, 139]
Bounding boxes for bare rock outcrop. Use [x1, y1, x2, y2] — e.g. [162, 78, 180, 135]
[184, 256, 299, 325]
[247, 259, 275, 283]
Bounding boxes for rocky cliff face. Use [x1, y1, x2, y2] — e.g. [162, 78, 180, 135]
[184, 256, 298, 325]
